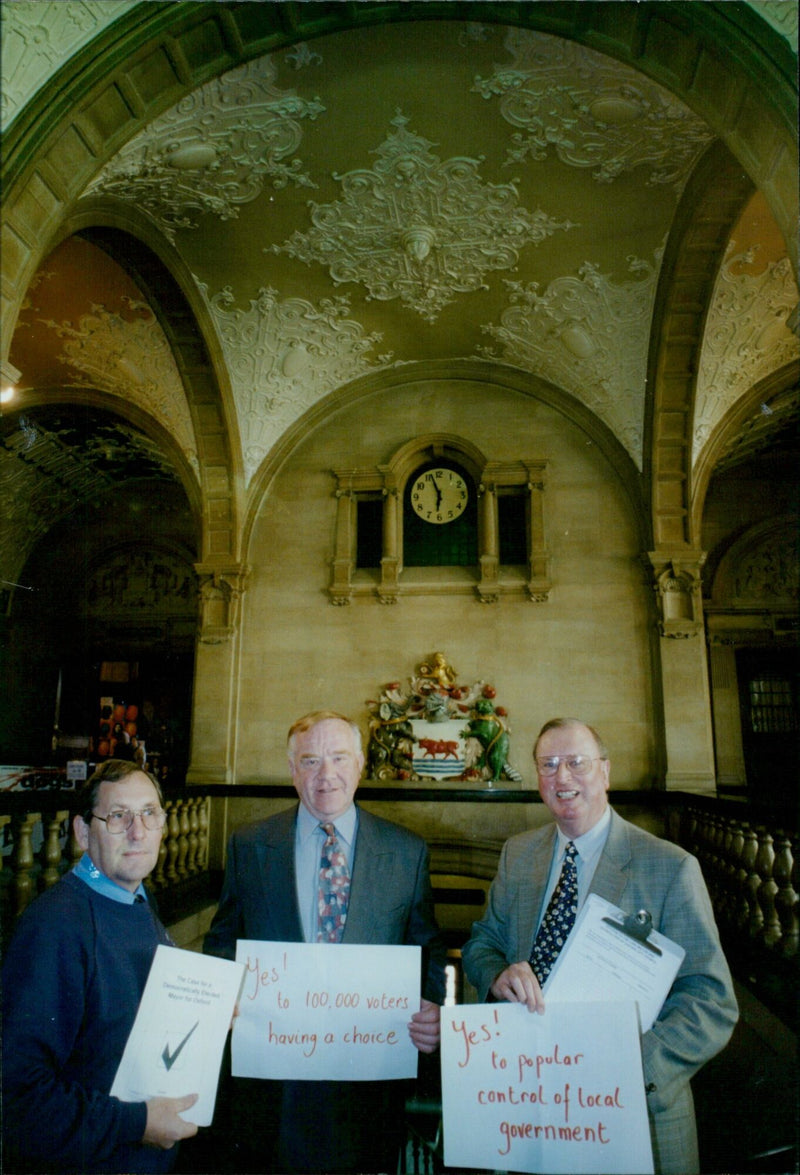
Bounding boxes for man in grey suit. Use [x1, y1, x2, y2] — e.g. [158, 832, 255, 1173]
[204, 711, 446, 1174]
[462, 717, 738, 1175]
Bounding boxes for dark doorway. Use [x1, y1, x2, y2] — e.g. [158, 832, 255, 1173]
[736, 648, 799, 821]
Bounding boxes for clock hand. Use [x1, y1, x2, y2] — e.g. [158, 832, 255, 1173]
[434, 484, 442, 509]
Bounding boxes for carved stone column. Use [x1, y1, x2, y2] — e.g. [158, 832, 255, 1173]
[527, 473, 550, 602]
[477, 481, 499, 603]
[186, 564, 249, 785]
[329, 490, 354, 605]
[379, 486, 400, 604]
[648, 551, 715, 792]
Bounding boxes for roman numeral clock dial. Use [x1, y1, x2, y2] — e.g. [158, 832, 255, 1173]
[411, 467, 468, 524]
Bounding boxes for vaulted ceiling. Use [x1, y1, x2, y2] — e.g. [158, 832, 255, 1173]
[1, 1, 798, 594]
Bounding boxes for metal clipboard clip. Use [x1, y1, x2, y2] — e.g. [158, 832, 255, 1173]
[601, 908, 662, 956]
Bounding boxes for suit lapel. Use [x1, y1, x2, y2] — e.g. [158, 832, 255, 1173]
[587, 809, 631, 908]
[254, 805, 304, 941]
[342, 808, 392, 942]
[517, 824, 557, 955]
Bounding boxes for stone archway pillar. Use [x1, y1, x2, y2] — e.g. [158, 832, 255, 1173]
[186, 564, 249, 785]
[648, 551, 715, 793]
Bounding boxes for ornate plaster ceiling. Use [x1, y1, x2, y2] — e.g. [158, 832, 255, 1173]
[1, 6, 799, 589]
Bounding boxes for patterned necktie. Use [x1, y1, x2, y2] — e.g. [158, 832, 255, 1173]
[529, 841, 578, 984]
[317, 822, 351, 943]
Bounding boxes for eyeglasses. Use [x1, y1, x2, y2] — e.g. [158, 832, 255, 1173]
[535, 755, 605, 777]
[91, 807, 166, 834]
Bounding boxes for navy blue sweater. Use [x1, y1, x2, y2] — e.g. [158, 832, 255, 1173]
[2, 872, 175, 1173]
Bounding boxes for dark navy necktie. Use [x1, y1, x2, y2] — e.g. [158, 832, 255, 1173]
[529, 841, 578, 984]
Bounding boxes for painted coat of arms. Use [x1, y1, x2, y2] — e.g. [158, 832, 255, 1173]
[365, 653, 522, 784]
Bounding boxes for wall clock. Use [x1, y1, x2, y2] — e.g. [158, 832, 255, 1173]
[410, 467, 469, 525]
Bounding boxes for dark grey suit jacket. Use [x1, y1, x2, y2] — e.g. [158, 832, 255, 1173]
[204, 802, 446, 1173]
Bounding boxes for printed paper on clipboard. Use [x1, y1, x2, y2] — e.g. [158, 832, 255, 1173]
[542, 894, 685, 1033]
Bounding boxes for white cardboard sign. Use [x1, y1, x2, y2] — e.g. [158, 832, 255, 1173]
[441, 1001, 653, 1174]
[232, 941, 421, 1081]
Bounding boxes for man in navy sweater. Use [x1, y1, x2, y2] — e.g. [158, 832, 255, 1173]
[2, 760, 198, 1174]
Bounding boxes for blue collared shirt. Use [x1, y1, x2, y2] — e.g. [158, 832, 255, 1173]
[73, 852, 149, 905]
[535, 806, 612, 934]
[295, 803, 358, 943]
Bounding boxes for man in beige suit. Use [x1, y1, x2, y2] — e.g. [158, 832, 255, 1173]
[462, 717, 738, 1175]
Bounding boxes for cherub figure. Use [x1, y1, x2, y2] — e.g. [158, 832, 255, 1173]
[417, 652, 458, 692]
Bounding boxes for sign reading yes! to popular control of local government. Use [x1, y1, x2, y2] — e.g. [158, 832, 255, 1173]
[441, 1001, 654, 1174]
[232, 941, 421, 1081]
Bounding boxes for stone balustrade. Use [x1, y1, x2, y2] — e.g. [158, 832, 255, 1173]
[672, 802, 798, 960]
[0, 794, 211, 931]
[2, 789, 796, 985]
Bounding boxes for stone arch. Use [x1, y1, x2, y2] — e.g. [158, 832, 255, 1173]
[2, 0, 796, 366]
[711, 515, 799, 609]
[0, 388, 202, 598]
[242, 358, 649, 558]
[690, 363, 800, 539]
[646, 140, 756, 550]
[47, 217, 240, 567]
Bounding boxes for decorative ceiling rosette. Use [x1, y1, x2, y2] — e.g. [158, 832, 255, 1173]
[693, 248, 799, 463]
[473, 28, 714, 189]
[82, 56, 325, 241]
[270, 110, 575, 322]
[479, 250, 663, 468]
[196, 282, 392, 484]
[38, 298, 199, 478]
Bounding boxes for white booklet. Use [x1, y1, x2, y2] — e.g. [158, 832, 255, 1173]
[111, 945, 246, 1125]
[543, 893, 685, 1033]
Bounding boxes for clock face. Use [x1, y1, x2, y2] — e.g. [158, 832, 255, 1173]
[410, 467, 469, 525]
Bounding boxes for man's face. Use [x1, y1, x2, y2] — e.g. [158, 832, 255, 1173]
[74, 772, 164, 892]
[535, 723, 610, 839]
[289, 718, 364, 823]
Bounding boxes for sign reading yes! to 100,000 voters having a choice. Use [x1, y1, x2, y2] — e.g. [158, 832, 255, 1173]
[232, 941, 421, 1082]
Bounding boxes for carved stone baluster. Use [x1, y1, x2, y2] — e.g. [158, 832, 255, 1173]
[154, 835, 168, 889]
[755, 830, 780, 948]
[186, 799, 200, 875]
[197, 798, 209, 870]
[709, 816, 724, 906]
[773, 833, 798, 958]
[67, 814, 83, 868]
[727, 821, 746, 933]
[742, 826, 762, 937]
[176, 800, 190, 878]
[684, 807, 698, 857]
[12, 812, 39, 916]
[166, 803, 180, 885]
[40, 811, 68, 890]
[699, 812, 716, 888]
[718, 818, 736, 927]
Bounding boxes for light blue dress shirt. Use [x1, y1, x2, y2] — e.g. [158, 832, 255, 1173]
[535, 806, 611, 934]
[73, 852, 149, 904]
[294, 803, 358, 943]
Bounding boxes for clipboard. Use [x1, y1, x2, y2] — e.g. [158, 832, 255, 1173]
[542, 893, 685, 1033]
